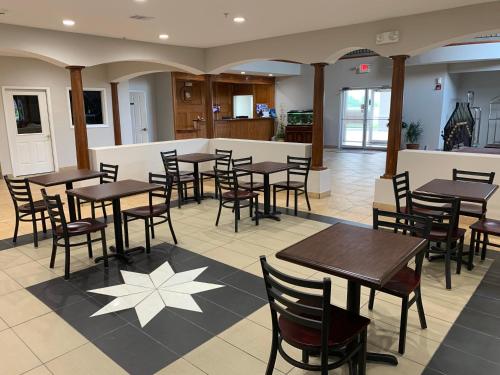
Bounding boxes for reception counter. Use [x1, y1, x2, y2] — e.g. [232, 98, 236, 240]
[214, 118, 275, 141]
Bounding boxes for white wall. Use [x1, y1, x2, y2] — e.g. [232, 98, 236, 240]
[0, 57, 116, 174]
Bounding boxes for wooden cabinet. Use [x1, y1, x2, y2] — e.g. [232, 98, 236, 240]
[285, 125, 312, 143]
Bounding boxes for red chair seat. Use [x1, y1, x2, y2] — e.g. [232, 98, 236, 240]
[239, 181, 264, 191]
[56, 218, 106, 236]
[380, 266, 420, 297]
[273, 181, 305, 189]
[279, 303, 370, 349]
[19, 200, 48, 213]
[470, 218, 500, 236]
[459, 202, 485, 218]
[123, 204, 168, 218]
[222, 190, 258, 200]
[428, 227, 466, 242]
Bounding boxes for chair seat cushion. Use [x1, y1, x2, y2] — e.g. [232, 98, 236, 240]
[173, 174, 196, 183]
[459, 202, 485, 218]
[56, 218, 106, 236]
[222, 190, 258, 200]
[279, 302, 370, 349]
[179, 170, 194, 176]
[273, 181, 305, 189]
[239, 181, 264, 191]
[380, 266, 421, 297]
[200, 170, 216, 178]
[470, 218, 500, 236]
[402, 205, 449, 217]
[123, 204, 168, 218]
[19, 200, 48, 213]
[428, 227, 466, 242]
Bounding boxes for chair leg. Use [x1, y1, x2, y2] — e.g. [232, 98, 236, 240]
[177, 183, 183, 208]
[294, 189, 298, 216]
[41, 211, 47, 234]
[77, 198, 82, 220]
[265, 331, 279, 375]
[167, 216, 178, 244]
[145, 219, 151, 254]
[368, 289, 375, 310]
[50, 238, 57, 268]
[286, 189, 289, 207]
[215, 199, 222, 227]
[304, 187, 311, 211]
[234, 201, 240, 233]
[468, 229, 476, 271]
[150, 217, 155, 239]
[91, 202, 96, 219]
[64, 240, 71, 280]
[87, 233, 93, 258]
[32, 214, 38, 248]
[102, 203, 107, 221]
[399, 296, 409, 355]
[255, 196, 259, 226]
[445, 248, 452, 290]
[100, 229, 108, 267]
[475, 231, 481, 254]
[415, 287, 427, 329]
[481, 233, 489, 261]
[124, 214, 129, 248]
[273, 186, 277, 213]
[13, 214, 20, 243]
[358, 329, 367, 375]
[456, 236, 465, 274]
[302, 350, 309, 364]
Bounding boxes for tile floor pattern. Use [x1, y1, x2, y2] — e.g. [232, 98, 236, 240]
[0, 196, 497, 375]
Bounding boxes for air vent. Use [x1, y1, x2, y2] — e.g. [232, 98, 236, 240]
[129, 15, 155, 21]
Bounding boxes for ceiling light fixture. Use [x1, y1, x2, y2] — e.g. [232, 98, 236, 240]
[233, 16, 246, 23]
[62, 19, 75, 27]
[240, 71, 246, 75]
[268, 73, 273, 77]
[159, 34, 169, 40]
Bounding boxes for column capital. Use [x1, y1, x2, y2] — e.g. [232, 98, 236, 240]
[311, 62, 329, 68]
[65, 65, 86, 71]
[389, 55, 410, 61]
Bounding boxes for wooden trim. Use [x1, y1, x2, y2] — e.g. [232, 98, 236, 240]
[171, 71, 275, 85]
[66, 66, 90, 169]
[110, 82, 122, 145]
[204, 75, 215, 139]
[311, 63, 328, 170]
[382, 55, 408, 179]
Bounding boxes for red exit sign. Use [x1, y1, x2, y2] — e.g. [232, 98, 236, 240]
[356, 63, 371, 74]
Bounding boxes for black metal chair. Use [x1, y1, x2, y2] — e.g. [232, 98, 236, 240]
[273, 156, 312, 216]
[452, 168, 495, 219]
[407, 191, 464, 289]
[123, 173, 177, 253]
[160, 150, 194, 177]
[41, 189, 108, 279]
[392, 171, 410, 214]
[200, 149, 232, 199]
[369, 208, 431, 355]
[232, 156, 264, 192]
[4, 175, 48, 248]
[214, 168, 259, 233]
[260, 256, 369, 375]
[161, 153, 196, 209]
[76, 163, 118, 221]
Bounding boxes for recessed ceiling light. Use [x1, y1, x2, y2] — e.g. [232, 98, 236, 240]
[268, 73, 273, 77]
[240, 71, 246, 75]
[62, 19, 75, 27]
[134, 0, 147, 2]
[159, 34, 169, 40]
[233, 16, 246, 23]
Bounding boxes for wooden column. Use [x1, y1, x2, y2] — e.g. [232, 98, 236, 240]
[110, 82, 122, 145]
[382, 55, 408, 179]
[311, 63, 328, 170]
[204, 74, 215, 138]
[66, 66, 90, 169]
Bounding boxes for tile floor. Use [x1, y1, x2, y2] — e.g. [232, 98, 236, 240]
[0, 150, 498, 375]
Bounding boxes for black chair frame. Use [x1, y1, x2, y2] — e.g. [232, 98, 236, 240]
[200, 149, 232, 199]
[161, 154, 197, 209]
[392, 171, 410, 214]
[232, 156, 264, 192]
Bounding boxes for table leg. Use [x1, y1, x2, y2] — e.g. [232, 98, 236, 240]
[468, 229, 476, 271]
[253, 173, 280, 221]
[194, 163, 201, 204]
[95, 198, 144, 265]
[65, 182, 78, 222]
[347, 280, 398, 366]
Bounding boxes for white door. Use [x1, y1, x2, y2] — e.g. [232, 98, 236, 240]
[3, 89, 55, 176]
[130, 91, 149, 143]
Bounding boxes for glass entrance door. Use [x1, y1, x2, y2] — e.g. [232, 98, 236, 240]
[341, 88, 391, 149]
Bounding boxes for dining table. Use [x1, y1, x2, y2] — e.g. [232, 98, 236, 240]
[67, 179, 162, 264]
[276, 222, 427, 366]
[29, 168, 106, 221]
[415, 178, 498, 204]
[176, 153, 227, 203]
[233, 161, 298, 221]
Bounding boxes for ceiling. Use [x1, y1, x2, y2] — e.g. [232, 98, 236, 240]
[0, 0, 492, 48]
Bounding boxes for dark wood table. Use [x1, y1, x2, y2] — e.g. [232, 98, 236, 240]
[277, 222, 427, 366]
[67, 179, 162, 264]
[233, 161, 297, 221]
[176, 153, 227, 203]
[416, 178, 498, 204]
[29, 169, 106, 221]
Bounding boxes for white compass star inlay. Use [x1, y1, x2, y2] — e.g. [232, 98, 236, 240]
[87, 261, 224, 327]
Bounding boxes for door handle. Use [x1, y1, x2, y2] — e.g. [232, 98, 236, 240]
[142, 128, 147, 131]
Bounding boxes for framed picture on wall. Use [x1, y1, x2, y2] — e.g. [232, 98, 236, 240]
[66, 87, 108, 128]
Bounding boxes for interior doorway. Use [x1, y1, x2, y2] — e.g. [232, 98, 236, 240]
[340, 87, 391, 149]
[130, 91, 149, 144]
[2, 88, 56, 176]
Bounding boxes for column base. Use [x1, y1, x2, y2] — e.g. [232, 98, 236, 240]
[308, 168, 331, 198]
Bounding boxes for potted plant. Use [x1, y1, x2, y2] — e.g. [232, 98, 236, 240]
[275, 106, 287, 141]
[402, 121, 423, 149]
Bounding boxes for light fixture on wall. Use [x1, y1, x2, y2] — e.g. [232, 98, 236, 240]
[268, 73, 273, 77]
[233, 16, 246, 23]
[158, 34, 169, 40]
[240, 71, 246, 75]
[62, 19, 75, 27]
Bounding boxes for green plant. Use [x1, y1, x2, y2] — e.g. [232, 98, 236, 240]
[275, 106, 287, 139]
[403, 121, 423, 144]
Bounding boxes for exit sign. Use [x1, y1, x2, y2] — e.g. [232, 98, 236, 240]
[356, 64, 371, 74]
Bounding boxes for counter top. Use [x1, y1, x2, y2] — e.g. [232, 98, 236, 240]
[215, 118, 274, 122]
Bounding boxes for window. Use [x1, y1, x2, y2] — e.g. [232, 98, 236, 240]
[13, 95, 42, 134]
[233, 95, 253, 119]
[67, 88, 108, 127]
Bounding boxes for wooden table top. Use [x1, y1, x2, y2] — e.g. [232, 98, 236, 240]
[276, 223, 426, 288]
[416, 178, 498, 203]
[176, 153, 227, 163]
[29, 169, 106, 187]
[66, 179, 162, 202]
[233, 162, 297, 175]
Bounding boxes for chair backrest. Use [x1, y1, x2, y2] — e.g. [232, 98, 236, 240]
[452, 168, 495, 184]
[215, 149, 232, 171]
[100, 163, 119, 184]
[287, 156, 311, 184]
[392, 171, 410, 213]
[407, 192, 461, 244]
[160, 150, 177, 160]
[232, 156, 253, 178]
[4, 175, 35, 211]
[373, 208, 431, 275]
[41, 189, 68, 237]
[214, 168, 238, 196]
[260, 256, 331, 353]
[161, 153, 180, 180]
[148, 173, 173, 206]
